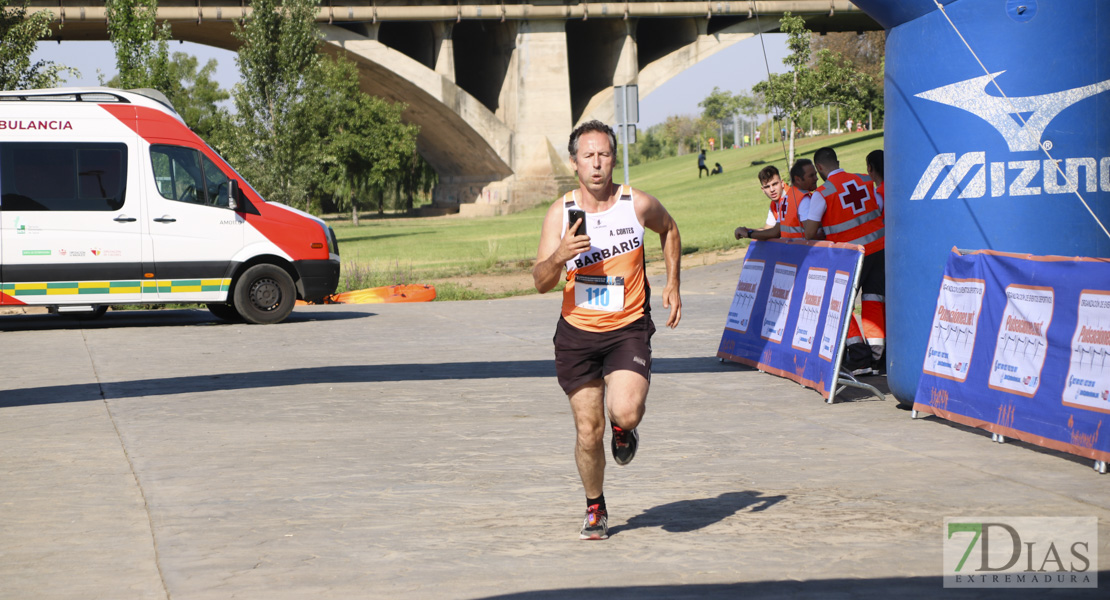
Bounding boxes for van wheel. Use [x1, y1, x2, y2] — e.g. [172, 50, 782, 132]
[206, 303, 243, 322]
[232, 264, 295, 325]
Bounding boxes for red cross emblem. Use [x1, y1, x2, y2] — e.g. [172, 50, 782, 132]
[838, 180, 871, 215]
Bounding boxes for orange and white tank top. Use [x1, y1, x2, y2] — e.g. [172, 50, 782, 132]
[561, 186, 648, 332]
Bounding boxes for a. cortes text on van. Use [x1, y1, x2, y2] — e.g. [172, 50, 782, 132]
[0, 88, 340, 324]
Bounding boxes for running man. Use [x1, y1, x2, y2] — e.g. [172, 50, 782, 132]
[533, 120, 682, 540]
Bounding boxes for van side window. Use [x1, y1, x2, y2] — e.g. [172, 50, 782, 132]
[201, 155, 233, 208]
[0, 143, 127, 211]
[150, 145, 233, 208]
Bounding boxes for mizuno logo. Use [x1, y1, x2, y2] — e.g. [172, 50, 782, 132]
[916, 72, 1110, 152]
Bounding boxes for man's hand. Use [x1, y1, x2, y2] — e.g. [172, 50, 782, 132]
[534, 205, 591, 294]
[557, 217, 591, 263]
[662, 283, 682, 329]
[734, 226, 750, 240]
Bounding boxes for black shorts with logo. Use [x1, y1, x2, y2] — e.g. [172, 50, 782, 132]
[553, 315, 655, 395]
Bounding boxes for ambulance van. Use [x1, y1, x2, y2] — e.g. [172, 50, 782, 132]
[0, 87, 339, 324]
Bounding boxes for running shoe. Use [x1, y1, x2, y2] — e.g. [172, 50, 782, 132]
[579, 504, 609, 540]
[611, 424, 639, 466]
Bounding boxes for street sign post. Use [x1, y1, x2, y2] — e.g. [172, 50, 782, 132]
[614, 84, 639, 185]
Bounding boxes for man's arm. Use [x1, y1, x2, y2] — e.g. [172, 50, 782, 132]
[533, 201, 590, 293]
[736, 222, 782, 241]
[637, 191, 682, 328]
[802, 191, 826, 240]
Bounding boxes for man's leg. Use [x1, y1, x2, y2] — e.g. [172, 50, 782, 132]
[605, 369, 648, 465]
[604, 369, 649, 431]
[568, 380, 606, 498]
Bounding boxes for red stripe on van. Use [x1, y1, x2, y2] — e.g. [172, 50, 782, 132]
[0, 292, 27, 306]
[99, 104, 330, 262]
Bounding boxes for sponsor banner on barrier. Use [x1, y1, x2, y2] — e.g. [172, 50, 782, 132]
[717, 239, 864, 399]
[913, 249, 1110, 462]
[924, 276, 985, 382]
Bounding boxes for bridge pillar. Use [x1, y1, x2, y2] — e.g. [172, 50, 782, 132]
[458, 20, 577, 216]
[431, 22, 455, 82]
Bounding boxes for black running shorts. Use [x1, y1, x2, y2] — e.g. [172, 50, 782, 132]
[553, 315, 655, 395]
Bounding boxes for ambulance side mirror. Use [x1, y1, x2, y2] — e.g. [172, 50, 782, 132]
[227, 179, 238, 211]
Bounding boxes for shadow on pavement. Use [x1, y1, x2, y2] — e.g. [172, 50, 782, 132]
[0, 308, 375, 331]
[1, 357, 733, 407]
[609, 490, 786, 536]
[476, 575, 1107, 600]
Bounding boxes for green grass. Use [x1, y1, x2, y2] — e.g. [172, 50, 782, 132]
[331, 131, 885, 297]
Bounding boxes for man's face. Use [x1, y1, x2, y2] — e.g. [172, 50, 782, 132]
[815, 163, 830, 181]
[572, 131, 614, 194]
[794, 164, 819, 192]
[760, 174, 784, 202]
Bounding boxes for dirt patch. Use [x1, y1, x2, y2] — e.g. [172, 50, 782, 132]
[436, 247, 747, 295]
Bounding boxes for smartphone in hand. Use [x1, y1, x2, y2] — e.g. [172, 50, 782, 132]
[567, 209, 587, 237]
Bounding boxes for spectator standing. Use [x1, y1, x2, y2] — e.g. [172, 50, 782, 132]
[802, 147, 886, 374]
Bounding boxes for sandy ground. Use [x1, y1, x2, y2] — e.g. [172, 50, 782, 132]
[438, 246, 749, 295]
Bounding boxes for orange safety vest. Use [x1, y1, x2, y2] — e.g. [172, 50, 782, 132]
[779, 185, 808, 239]
[815, 171, 885, 255]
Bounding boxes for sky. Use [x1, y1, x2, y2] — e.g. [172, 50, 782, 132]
[32, 33, 790, 128]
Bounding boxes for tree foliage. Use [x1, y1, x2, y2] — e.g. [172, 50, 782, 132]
[811, 30, 886, 125]
[308, 56, 420, 222]
[0, 0, 76, 89]
[166, 53, 232, 144]
[226, 0, 324, 210]
[105, 0, 173, 91]
[753, 12, 871, 164]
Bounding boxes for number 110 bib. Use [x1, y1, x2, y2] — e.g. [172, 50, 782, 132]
[574, 274, 625, 312]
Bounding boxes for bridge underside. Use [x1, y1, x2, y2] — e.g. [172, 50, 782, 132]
[34, 2, 879, 214]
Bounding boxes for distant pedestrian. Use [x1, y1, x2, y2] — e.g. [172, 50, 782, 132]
[754, 130, 761, 145]
[846, 118, 854, 133]
[743, 134, 750, 146]
[697, 149, 709, 178]
[711, 163, 723, 176]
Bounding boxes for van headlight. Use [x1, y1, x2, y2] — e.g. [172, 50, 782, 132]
[320, 223, 339, 256]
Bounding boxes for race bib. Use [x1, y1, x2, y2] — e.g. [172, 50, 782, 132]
[574, 274, 625, 312]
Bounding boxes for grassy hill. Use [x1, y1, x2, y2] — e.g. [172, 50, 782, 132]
[329, 131, 884, 295]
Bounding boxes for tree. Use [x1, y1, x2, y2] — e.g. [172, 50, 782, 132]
[226, 0, 323, 211]
[105, 0, 174, 92]
[396, 150, 438, 214]
[698, 87, 738, 149]
[0, 0, 76, 89]
[660, 115, 700, 156]
[753, 12, 871, 164]
[812, 31, 886, 126]
[166, 53, 231, 144]
[307, 56, 419, 223]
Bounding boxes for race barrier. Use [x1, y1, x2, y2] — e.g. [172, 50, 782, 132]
[716, 239, 880, 403]
[912, 249, 1110, 469]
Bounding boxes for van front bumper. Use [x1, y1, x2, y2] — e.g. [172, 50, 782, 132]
[294, 259, 340, 302]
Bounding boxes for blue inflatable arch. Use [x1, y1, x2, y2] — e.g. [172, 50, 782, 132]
[852, 0, 1110, 403]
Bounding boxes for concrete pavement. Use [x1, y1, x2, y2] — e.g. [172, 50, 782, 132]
[1, 259, 1106, 599]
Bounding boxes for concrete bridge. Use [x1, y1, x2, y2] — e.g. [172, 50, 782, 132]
[27, 1, 879, 214]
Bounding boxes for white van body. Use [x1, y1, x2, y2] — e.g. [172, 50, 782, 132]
[0, 88, 339, 324]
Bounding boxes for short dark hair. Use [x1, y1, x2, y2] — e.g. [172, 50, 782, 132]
[789, 158, 814, 184]
[757, 165, 780, 184]
[568, 120, 617, 158]
[866, 149, 884, 178]
[813, 147, 838, 168]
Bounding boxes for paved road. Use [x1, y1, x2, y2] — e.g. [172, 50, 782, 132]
[1, 260, 1106, 599]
